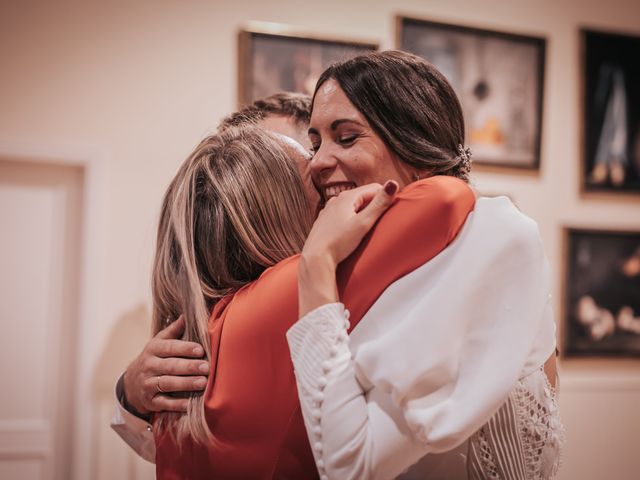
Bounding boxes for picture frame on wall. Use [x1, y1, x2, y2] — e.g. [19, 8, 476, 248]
[581, 29, 640, 194]
[397, 16, 546, 170]
[238, 25, 378, 106]
[563, 228, 640, 357]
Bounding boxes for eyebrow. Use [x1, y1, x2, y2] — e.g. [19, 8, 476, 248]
[308, 118, 367, 136]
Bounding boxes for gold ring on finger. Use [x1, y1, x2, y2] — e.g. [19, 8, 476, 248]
[156, 375, 166, 394]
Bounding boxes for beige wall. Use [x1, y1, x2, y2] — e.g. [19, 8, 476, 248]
[1, 0, 639, 479]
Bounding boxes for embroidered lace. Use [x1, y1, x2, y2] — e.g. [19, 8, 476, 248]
[470, 367, 565, 479]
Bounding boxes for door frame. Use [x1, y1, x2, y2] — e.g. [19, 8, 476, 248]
[0, 138, 106, 480]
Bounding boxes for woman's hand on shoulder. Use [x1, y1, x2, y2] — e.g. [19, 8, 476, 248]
[298, 181, 398, 317]
[302, 180, 399, 267]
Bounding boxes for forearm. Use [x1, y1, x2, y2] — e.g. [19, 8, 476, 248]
[287, 304, 428, 480]
[298, 252, 339, 317]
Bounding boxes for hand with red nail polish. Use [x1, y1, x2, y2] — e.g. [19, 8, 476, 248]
[299, 181, 399, 316]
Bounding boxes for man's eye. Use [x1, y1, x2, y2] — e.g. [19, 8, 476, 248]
[310, 144, 320, 152]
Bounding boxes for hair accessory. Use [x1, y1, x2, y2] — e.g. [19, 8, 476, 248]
[455, 144, 473, 178]
[456, 144, 472, 164]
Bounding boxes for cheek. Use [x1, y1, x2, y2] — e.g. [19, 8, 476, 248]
[357, 148, 404, 184]
[340, 154, 365, 181]
[358, 151, 390, 181]
[305, 184, 321, 217]
[295, 157, 310, 179]
[339, 150, 381, 185]
[309, 161, 323, 183]
[295, 135, 312, 152]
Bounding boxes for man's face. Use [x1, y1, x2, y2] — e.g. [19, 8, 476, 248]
[257, 115, 320, 216]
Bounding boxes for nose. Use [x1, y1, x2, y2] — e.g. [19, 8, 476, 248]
[309, 144, 337, 182]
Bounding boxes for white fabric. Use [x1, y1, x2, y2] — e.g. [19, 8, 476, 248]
[110, 373, 155, 463]
[287, 197, 559, 480]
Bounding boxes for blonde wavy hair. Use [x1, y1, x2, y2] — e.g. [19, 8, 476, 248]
[151, 126, 313, 444]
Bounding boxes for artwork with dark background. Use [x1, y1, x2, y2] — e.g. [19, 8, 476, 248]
[582, 29, 640, 193]
[398, 17, 545, 169]
[238, 30, 377, 106]
[565, 229, 640, 357]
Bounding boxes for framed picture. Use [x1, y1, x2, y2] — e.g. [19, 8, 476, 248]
[581, 29, 640, 193]
[563, 228, 640, 357]
[397, 16, 545, 169]
[238, 26, 378, 106]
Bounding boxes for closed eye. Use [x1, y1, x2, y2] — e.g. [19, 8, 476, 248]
[338, 134, 358, 146]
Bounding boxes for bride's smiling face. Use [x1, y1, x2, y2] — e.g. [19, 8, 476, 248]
[308, 79, 414, 201]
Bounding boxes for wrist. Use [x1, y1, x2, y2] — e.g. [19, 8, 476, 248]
[298, 253, 339, 317]
[300, 247, 336, 268]
[122, 370, 151, 419]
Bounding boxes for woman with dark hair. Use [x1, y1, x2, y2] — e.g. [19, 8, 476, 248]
[311, 49, 471, 183]
[287, 50, 564, 479]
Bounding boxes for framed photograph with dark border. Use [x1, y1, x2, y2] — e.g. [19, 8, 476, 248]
[397, 16, 545, 170]
[581, 29, 640, 194]
[563, 228, 640, 357]
[238, 25, 378, 106]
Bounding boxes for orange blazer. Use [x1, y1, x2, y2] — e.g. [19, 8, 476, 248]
[155, 176, 475, 479]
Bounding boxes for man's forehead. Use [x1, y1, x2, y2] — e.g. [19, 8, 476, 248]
[270, 132, 311, 160]
[257, 114, 310, 150]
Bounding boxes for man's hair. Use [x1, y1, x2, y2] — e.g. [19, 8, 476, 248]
[313, 50, 470, 182]
[218, 92, 311, 131]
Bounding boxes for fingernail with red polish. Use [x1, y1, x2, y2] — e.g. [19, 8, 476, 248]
[384, 180, 398, 196]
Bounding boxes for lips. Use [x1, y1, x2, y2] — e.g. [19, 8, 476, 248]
[323, 182, 356, 199]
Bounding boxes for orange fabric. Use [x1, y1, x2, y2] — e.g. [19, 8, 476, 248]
[155, 176, 475, 479]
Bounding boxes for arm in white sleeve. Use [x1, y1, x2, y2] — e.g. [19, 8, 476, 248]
[287, 197, 556, 480]
[110, 373, 156, 463]
[287, 303, 430, 480]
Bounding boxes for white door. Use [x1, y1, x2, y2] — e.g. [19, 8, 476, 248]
[0, 159, 83, 480]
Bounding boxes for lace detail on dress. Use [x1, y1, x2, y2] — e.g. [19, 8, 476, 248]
[468, 367, 565, 479]
[475, 427, 501, 479]
[514, 367, 566, 479]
